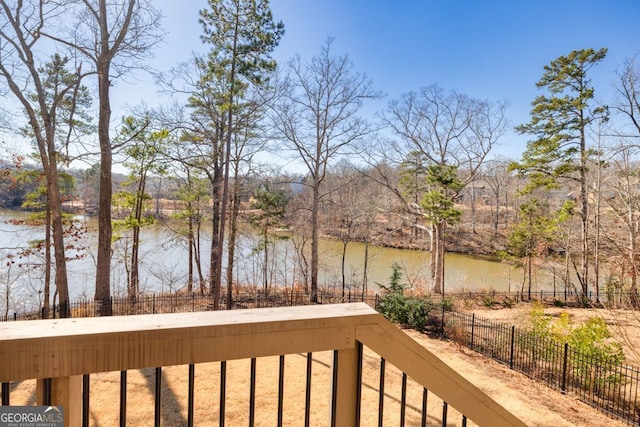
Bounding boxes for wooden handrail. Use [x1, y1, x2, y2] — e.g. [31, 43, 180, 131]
[0, 303, 378, 381]
[0, 303, 525, 426]
[358, 314, 525, 427]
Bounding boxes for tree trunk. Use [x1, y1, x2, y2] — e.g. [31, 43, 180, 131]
[226, 167, 242, 309]
[311, 179, 320, 302]
[43, 205, 51, 318]
[341, 241, 348, 299]
[209, 190, 221, 303]
[470, 184, 477, 233]
[195, 211, 206, 295]
[129, 178, 146, 300]
[208, 130, 223, 305]
[95, 37, 114, 316]
[47, 164, 70, 318]
[527, 252, 532, 300]
[130, 226, 140, 299]
[263, 224, 269, 294]
[594, 150, 602, 303]
[362, 240, 369, 296]
[432, 221, 445, 295]
[493, 188, 500, 237]
[579, 126, 589, 298]
[187, 208, 194, 294]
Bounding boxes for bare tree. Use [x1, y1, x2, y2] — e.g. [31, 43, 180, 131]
[614, 54, 640, 140]
[601, 144, 640, 295]
[383, 84, 507, 294]
[483, 159, 515, 236]
[0, 2, 94, 317]
[272, 38, 381, 302]
[47, 0, 163, 315]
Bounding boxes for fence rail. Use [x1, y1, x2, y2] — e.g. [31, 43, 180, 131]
[6, 286, 640, 322]
[1, 288, 379, 321]
[442, 309, 640, 425]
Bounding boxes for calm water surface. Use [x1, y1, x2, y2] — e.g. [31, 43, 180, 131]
[0, 209, 551, 313]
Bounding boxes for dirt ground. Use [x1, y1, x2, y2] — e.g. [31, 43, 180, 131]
[6, 308, 629, 426]
[411, 328, 627, 426]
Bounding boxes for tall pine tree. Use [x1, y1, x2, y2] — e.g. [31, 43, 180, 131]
[512, 48, 608, 299]
[199, 0, 283, 307]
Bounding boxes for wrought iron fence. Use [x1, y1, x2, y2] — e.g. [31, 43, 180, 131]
[0, 287, 379, 321]
[442, 309, 640, 425]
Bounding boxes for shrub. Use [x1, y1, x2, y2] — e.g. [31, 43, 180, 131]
[501, 297, 515, 308]
[524, 303, 625, 389]
[482, 294, 498, 308]
[441, 296, 454, 312]
[377, 263, 433, 331]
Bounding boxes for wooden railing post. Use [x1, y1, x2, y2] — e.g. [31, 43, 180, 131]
[36, 376, 82, 427]
[330, 345, 361, 426]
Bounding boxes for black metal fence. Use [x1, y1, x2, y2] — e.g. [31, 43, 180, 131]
[0, 287, 379, 321]
[442, 309, 640, 425]
[441, 288, 640, 308]
[5, 285, 640, 424]
[5, 285, 640, 322]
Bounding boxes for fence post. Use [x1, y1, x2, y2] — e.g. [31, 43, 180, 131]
[509, 326, 515, 370]
[37, 376, 82, 426]
[441, 304, 445, 334]
[561, 342, 568, 393]
[470, 314, 475, 350]
[330, 345, 361, 426]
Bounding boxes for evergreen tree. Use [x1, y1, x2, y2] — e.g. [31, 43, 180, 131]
[512, 48, 608, 298]
[420, 164, 463, 295]
[399, 151, 429, 242]
[506, 198, 560, 299]
[199, 0, 284, 306]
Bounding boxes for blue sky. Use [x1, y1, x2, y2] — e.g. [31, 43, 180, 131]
[117, 0, 640, 163]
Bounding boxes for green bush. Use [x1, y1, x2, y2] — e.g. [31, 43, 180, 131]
[377, 263, 433, 331]
[441, 296, 454, 312]
[500, 297, 515, 308]
[482, 294, 498, 308]
[525, 303, 625, 389]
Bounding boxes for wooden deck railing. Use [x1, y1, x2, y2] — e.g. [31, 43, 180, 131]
[0, 303, 525, 426]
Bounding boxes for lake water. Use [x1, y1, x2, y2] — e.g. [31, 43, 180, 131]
[0, 209, 551, 314]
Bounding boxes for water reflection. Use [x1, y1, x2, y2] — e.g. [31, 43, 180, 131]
[0, 209, 553, 314]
